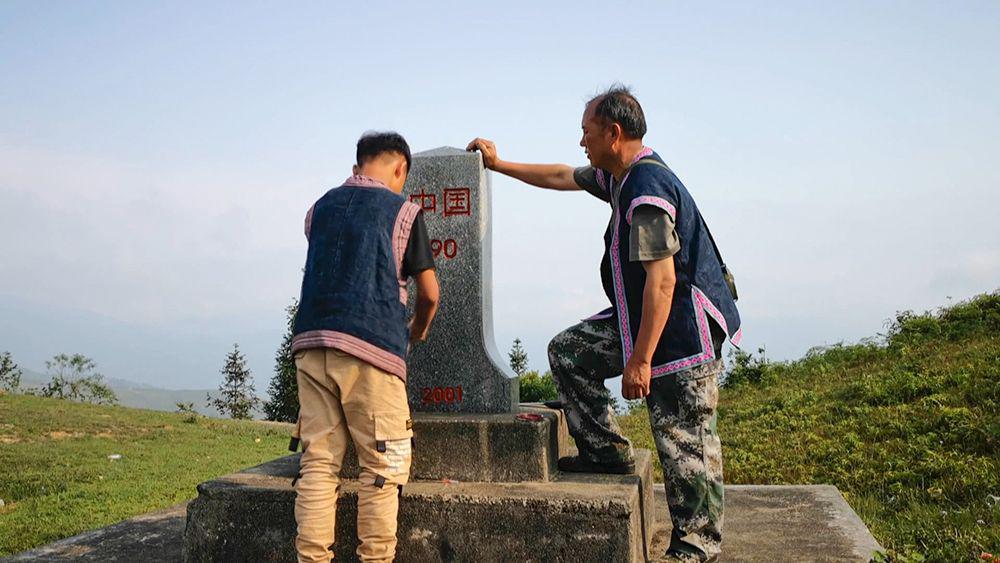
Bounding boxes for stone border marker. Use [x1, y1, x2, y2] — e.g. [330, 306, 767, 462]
[403, 147, 518, 413]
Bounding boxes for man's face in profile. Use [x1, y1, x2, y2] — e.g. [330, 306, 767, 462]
[580, 102, 612, 170]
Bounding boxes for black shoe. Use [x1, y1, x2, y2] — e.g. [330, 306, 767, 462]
[557, 455, 635, 475]
[542, 400, 564, 410]
[663, 542, 719, 563]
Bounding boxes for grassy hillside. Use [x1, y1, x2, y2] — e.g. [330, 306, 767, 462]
[0, 395, 289, 556]
[621, 291, 999, 561]
[17, 368, 230, 417]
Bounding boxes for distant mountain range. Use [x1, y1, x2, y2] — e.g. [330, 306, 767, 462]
[17, 368, 263, 418]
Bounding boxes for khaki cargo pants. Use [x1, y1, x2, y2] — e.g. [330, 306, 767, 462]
[293, 348, 413, 563]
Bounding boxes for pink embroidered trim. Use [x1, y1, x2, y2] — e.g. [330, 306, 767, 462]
[595, 169, 608, 192]
[608, 146, 741, 378]
[583, 309, 614, 322]
[631, 146, 654, 164]
[609, 147, 655, 359]
[304, 204, 315, 240]
[731, 326, 743, 347]
[625, 195, 676, 225]
[343, 175, 390, 189]
[291, 330, 407, 381]
[649, 287, 729, 377]
[393, 202, 420, 304]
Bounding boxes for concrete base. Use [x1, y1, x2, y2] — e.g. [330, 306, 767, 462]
[338, 405, 570, 483]
[699, 485, 884, 562]
[4, 485, 884, 562]
[182, 451, 656, 563]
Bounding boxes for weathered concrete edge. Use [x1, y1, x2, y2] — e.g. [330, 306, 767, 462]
[1, 503, 187, 562]
[726, 485, 885, 559]
[6, 484, 881, 563]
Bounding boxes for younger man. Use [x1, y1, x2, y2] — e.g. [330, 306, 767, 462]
[291, 132, 439, 563]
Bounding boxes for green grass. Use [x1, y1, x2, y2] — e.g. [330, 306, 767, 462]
[2, 294, 997, 560]
[621, 292, 1000, 561]
[0, 395, 289, 556]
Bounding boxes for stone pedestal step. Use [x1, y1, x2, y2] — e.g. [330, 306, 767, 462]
[4, 484, 885, 562]
[183, 450, 656, 563]
[335, 405, 570, 483]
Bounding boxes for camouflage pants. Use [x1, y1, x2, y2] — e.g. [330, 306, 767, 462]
[548, 317, 725, 561]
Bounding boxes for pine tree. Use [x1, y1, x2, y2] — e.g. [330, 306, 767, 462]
[208, 343, 260, 419]
[264, 301, 299, 422]
[508, 338, 529, 376]
[0, 351, 23, 393]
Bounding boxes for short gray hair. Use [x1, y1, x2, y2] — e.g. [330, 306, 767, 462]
[588, 84, 647, 139]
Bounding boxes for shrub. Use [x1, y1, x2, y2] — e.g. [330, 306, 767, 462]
[519, 370, 557, 402]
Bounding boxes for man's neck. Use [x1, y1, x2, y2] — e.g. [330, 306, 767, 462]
[355, 165, 394, 190]
[607, 141, 646, 180]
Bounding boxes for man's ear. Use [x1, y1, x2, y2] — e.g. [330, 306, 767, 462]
[609, 122, 622, 141]
[394, 158, 407, 180]
[352, 164, 360, 175]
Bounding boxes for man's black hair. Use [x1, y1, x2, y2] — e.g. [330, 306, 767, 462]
[356, 131, 412, 171]
[588, 84, 647, 139]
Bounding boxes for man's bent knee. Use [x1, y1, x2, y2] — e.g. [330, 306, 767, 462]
[547, 330, 576, 370]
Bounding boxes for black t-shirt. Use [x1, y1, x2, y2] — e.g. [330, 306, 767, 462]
[401, 211, 435, 277]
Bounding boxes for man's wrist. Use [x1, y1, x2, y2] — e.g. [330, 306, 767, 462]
[628, 352, 652, 366]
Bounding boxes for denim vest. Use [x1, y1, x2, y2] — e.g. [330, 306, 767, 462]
[292, 176, 420, 380]
[590, 149, 742, 378]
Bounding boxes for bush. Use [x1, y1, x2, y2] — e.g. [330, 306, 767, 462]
[175, 402, 199, 423]
[723, 347, 772, 388]
[39, 354, 117, 405]
[519, 370, 557, 402]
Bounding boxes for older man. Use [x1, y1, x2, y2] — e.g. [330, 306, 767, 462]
[468, 86, 741, 562]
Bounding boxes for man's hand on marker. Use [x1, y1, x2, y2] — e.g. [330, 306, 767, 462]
[466, 138, 499, 170]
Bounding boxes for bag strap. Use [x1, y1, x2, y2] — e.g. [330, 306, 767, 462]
[634, 158, 728, 269]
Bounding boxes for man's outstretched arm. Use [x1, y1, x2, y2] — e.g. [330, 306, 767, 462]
[466, 138, 580, 191]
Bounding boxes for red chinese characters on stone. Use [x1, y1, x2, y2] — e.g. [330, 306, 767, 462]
[443, 188, 471, 217]
[409, 190, 437, 213]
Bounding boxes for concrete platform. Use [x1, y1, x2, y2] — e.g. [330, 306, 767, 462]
[3, 485, 883, 562]
[183, 451, 656, 562]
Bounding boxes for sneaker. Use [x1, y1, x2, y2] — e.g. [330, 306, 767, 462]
[660, 552, 718, 563]
[660, 548, 719, 562]
[557, 455, 635, 474]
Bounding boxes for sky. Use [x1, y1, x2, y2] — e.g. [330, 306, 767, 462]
[1, 2, 998, 395]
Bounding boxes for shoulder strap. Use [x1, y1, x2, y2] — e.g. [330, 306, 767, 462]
[634, 158, 728, 268]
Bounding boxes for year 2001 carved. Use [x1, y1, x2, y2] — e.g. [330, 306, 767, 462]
[421, 386, 463, 404]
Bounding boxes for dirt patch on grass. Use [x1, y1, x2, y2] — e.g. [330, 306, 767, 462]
[48, 431, 85, 440]
[0, 436, 21, 444]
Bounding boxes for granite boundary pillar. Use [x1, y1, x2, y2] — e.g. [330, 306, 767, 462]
[402, 147, 518, 413]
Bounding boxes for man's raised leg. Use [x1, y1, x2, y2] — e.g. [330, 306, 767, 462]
[548, 318, 634, 471]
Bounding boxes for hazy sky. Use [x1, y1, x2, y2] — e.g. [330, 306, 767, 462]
[2, 2, 998, 393]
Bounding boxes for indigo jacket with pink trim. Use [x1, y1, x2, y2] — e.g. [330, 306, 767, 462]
[591, 150, 742, 378]
[292, 176, 420, 381]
